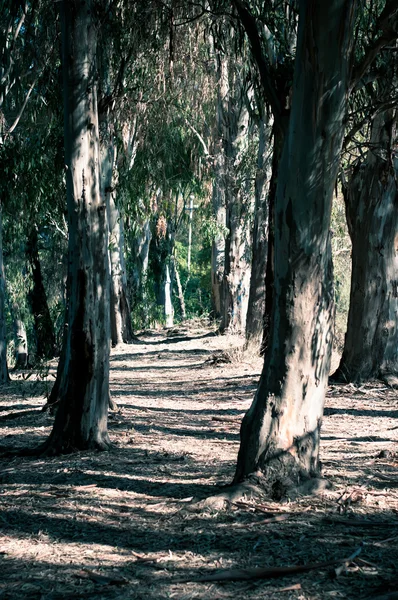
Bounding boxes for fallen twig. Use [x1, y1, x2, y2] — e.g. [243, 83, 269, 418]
[334, 544, 363, 577]
[175, 548, 363, 583]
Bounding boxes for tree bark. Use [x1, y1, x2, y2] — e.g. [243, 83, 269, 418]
[43, 0, 111, 453]
[245, 117, 272, 349]
[212, 49, 253, 333]
[26, 227, 56, 360]
[0, 201, 9, 383]
[234, 0, 357, 488]
[12, 303, 28, 369]
[108, 191, 134, 345]
[332, 109, 398, 384]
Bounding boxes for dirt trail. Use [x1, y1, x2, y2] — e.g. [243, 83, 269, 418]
[0, 326, 397, 599]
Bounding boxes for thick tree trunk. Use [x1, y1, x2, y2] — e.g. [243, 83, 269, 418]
[0, 202, 9, 383]
[333, 110, 398, 384]
[245, 118, 272, 348]
[26, 227, 56, 360]
[43, 0, 111, 453]
[235, 0, 356, 488]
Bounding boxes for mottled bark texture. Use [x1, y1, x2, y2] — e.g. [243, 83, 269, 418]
[333, 110, 398, 384]
[245, 118, 272, 349]
[26, 227, 56, 359]
[0, 202, 9, 383]
[211, 50, 252, 333]
[235, 0, 357, 489]
[12, 304, 28, 369]
[43, 0, 111, 453]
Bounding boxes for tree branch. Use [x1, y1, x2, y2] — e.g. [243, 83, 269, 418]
[350, 0, 398, 93]
[231, 0, 284, 132]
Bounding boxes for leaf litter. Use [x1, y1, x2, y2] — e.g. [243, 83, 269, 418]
[0, 324, 397, 599]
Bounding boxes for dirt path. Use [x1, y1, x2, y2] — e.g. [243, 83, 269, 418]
[0, 325, 398, 599]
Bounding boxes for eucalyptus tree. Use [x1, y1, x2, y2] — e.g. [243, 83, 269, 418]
[333, 22, 398, 384]
[42, 0, 111, 453]
[232, 0, 398, 490]
[232, 0, 357, 488]
[0, 0, 57, 381]
[211, 31, 254, 333]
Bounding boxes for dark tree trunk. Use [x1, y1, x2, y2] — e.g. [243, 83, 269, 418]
[235, 0, 356, 488]
[42, 0, 111, 453]
[260, 125, 284, 355]
[246, 118, 272, 349]
[332, 109, 398, 384]
[0, 202, 9, 384]
[26, 227, 56, 360]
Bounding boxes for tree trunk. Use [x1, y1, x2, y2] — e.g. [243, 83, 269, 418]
[245, 117, 272, 349]
[211, 52, 228, 321]
[26, 227, 56, 360]
[12, 303, 28, 369]
[332, 109, 398, 384]
[0, 201, 9, 384]
[130, 219, 152, 326]
[212, 50, 253, 333]
[234, 0, 356, 488]
[108, 192, 134, 345]
[260, 125, 284, 355]
[43, 0, 111, 453]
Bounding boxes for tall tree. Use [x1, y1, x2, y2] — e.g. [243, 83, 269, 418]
[234, 0, 357, 489]
[245, 116, 272, 348]
[42, 0, 111, 453]
[333, 107, 398, 384]
[211, 38, 253, 333]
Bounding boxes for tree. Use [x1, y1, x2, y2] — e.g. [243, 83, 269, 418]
[234, 0, 357, 489]
[245, 116, 272, 348]
[333, 107, 398, 384]
[211, 34, 253, 333]
[330, 1, 398, 384]
[42, 0, 111, 453]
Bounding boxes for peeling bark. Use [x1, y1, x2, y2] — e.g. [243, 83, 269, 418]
[211, 49, 252, 333]
[235, 0, 357, 488]
[333, 109, 398, 383]
[43, 0, 111, 454]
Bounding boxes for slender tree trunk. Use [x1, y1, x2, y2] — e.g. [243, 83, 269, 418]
[235, 0, 356, 489]
[173, 257, 186, 320]
[245, 117, 272, 348]
[130, 219, 152, 326]
[43, 0, 111, 453]
[260, 126, 284, 355]
[0, 201, 9, 383]
[332, 109, 398, 384]
[211, 53, 228, 321]
[108, 191, 133, 345]
[12, 304, 28, 369]
[212, 50, 253, 333]
[26, 227, 56, 360]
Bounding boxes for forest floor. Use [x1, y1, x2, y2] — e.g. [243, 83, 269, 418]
[0, 322, 398, 600]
